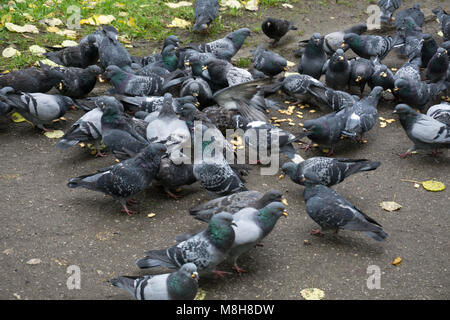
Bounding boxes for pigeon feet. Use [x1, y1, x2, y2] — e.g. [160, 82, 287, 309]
[301, 144, 313, 152]
[233, 264, 248, 275]
[214, 270, 232, 278]
[126, 198, 138, 206]
[429, 150, 443, 158]
[166, 190, 182, 200]
[255, 242, 264, 247]
[311, 229, 324, 236]
[95, 151, 107, 158]
[121, 204, 137, 216]
[398, 152, 410, 159]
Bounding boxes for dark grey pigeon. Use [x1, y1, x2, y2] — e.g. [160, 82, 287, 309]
[426, 48, 449, 83]
[192, 28, 251, 61]
[393, 16, 423, 57]
[156, 158, 196, 199]
[0, 87, 74, 131]
[378, 0, 402, 23]
[281, 157, 380, 187]
[135, 64, 170, 78]
[393, 104, 450, 158]
[433, 7, 450, 42]
[421, 34, 439, 68]
[341, 86, 383, 141]
[343, 33, 394, 61]
[193, 0, 219, 32]
[252, 45, 288, 77]
[393, 78, 446, 112]
[44, 34, 99, 68]
[228, 202, 287, 273]
[202, 58, 253, 88]
[261, 17, 297, 46]
[323, 49, 351, 91]
[394, 3, 424, 29]
[298, 33, 327, 80]
[136, 212, 236, 277]
[308, 85, 359, 112]
[322, 23, 368, 55]
[74, 95, 124, 112]
[368, 61, 395, 90]
[115, 94, 198, 113]
[0, 62, 64, 93]
[202, 105, 239, 134]
[303, 183, 388, 241]
[189, 190, 285, 223]
[349, 58, 374, 95]
[97, 28, 132, 71]
[56, 65, 102, 98]
[426, 103, 450, 126]
[110, 263, 199, 300]
[180, 77, 213, 108]
[68, 144, 166, 215]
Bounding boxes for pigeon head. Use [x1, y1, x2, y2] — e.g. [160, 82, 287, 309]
[368, 86, 383, 101]
[148, 142, 168, 156]
[331, 49, 347, 66]
[186, 57, 205, 77]
[101, 103, 122, 124]
[87, 34, 98, 47]
[281, 162, 297, 179]
[87, 65, 102, 76]
[207, 212, 236, 250]
[178, 263, 199, 282]
[164, 35, 180, 48]
[186, 81, 201, 98]
[435, 47, 448, 58]
[393, 104, 417, 117]
[227, 28, 251, 49]
[178, 103, 197, 120]
[258, 202, 288, 235]
[159, 93, 175, 117]
[303, 120, 324, 137]
[167, 263, 199, 300]
[309, 33, 323, 48]
[259, 190, 285, 207]
[393, 79, 411, 95]
[162, 45, 179, 72]
[343, 33, 361, 49]
[232, 115, 249, 130]
[104, 65, 126, 82]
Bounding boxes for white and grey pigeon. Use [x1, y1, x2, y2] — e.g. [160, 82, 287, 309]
[393, 104, 450, 158]
[110, 263, 199, 300]
[193, 0, 219, 32]
[378, 0, 402, 24]
[322, 23, 368, 55]
[0, 87, 75, 131]
[68, 143, 167, 215]
[136, 212, 236, 277]
[426, 102, 450, 126]
[281, 157, 381, 187]
[343, 33, 394, 62]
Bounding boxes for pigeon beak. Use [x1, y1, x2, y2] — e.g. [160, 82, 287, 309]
[97, 75, 105, 83]
[231, 220, 237, 227]
[339, 56, 344, 61]
[194, 102, 200, 107]
[191, 272, 199, 280]
[58, 82, 63, 90]
[283, 66, 289, 72]
[281, 198, 288, 206]
[193, 92, 199, 97]
[393, 87, 399, 92]
[278, 174, 285, 180]
[355, 76, 362, 82]
[202, 66, 208, 71]
[185, 61, 190, 67]
[381, 72, 387, 78]
[282, 210, 288, 217]
[341, 43, 346, 48]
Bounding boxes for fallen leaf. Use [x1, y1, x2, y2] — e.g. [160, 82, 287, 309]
[11, 112, 27, 123]
[165, 1, 192, 8]
[3, 248, 13, 255]
[167, 17, 191, 29]
[286, 60, 296, 68]
[96, 15, 116, 25]
[380, 121, 387, 128]
[392, 257, 402, 266]
[385, 119, 396, 124]
[26, 258, 42, 265]
[194, 288, 206, 300]
[300, 288, 325, 300]
[46, 26, 60, 33]
[22, 13, 34, 22]
[35, 59, 64, 67]
[2, 47, 21, 58]
[127, 17, 136, 28]
[13, 293, 21, 300]
[61, 40, 78, 47]
[56, 29, 77, 39]
[44, 130, 65, 139]
[29, 45, 46, 56]
[5, 22, 39, 34]
[422, 180, 446, 192]
[220, 0, 242, 9]
[380, 201, 402, 212]
[244, 0, 259, 11]
[147, 213, 156, 218]
[282, 3, 293, 9]
[437, 31, 444, 37]
[284, 72, 300, 77]
[41, 18, 63, 27]
[96, 231, 114, 241]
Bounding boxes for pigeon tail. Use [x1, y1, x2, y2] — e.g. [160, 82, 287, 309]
[56, 139, 78, 149]
[137, 249, 177, 269]
[110, 276, 136, 297]
[364, 229, 388, 241]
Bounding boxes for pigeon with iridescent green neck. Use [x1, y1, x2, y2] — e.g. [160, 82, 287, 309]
[298, 33, 327, 80]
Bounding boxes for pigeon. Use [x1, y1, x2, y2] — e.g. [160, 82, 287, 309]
[135, 64, 170, 78]
[378, 0, 402, 23]
[343, 33, 394, 62]
[115, 94, 198, 113]
[393, 16, 423, 57]
[433, 7, 450, 42]
[202, 104, 239, 134]
[101, 101, 150, 160]
[202, 58, 253, 88]
[0, 87, 75, 131]
[251, 45, 288, 77]
[144, 44, 179, 72]
[426, 103, 450, 125]
[193, 0, 219, 32]
[341, 86, 383, 141]
[55, 107, 103, 153]
[0, 62, 64, 93]
[43, 34, 99, 68]
[393, 78, 446, 112]
[322, 23, 368, 55]
[393, 55, 422, 83]
[303, 183, 388, 241]
[74, 95, 124, 112]
[136, 212, 236, 277]
[55, 65, 102, 98]
[191, 28, 251, 61]
[281, 157, 380, 187]
[156, 157, 197, 199]
[68, 143, 167, 215]
[228, 202, 288, 273]
[189, 189, 285, 223]
[322, 49, 351, 91]
[368, 61, 395, 91]
[193, 125, 247, 197]
[426, 48, 449, 83]
[298, 33, 327, 80]
[110, 263, 199, 300]
[79, 25, 118, 46]
[97, 27, 133, 71]
[233, 115, 304, 164]
[421, 34, 439, 68]
[306, 84, 359, 112]
[0, 100, 11, 116]
[261, 17, 297, 46]
[349, 58, 374, 95]
[393, 104, 450, 158]
[394, 3, 424, 29]
[180, 77, 213, 108]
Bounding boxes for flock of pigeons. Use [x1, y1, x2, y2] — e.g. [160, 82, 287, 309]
[0, 1, 449, 300]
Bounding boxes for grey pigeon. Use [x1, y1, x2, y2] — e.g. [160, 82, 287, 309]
[323, 49, 351, 91]
[115, 94, 198, 113]
[68, 143, 167, 215]
[252, 45, 288, 77]
[322, 23, 368, 55]
[193, 0, 219, 32]
[202, 58, 253, 88]
[298, 33, 327, 80]
[97, 28, 132, 71]
[394, 3, 424, 29]
[136, 212, 236, 277]
[0, 62, 64, 93]
[44, 34, 99, 68]
[393, 16, 423, 57]
[433, 7, 450, 42]
[202, 104, 239, 134]
[426, 48, 449, 83]
[378, 0, 402, 23]
[261, 17, 297, 46]
[110, 263, 199, 300]
[156, 157, 196, 199]
[349, 58, 374, 95]
[341, 86, 383, 141]
[56, 65, 102, 98]
[180, 77, 213, 108]
[343, 33, 394, 61]
[281, 157, 380, 187]
[303, 183, 388, 241]
[74, 95, 124, 112]
[368, 61, 395, 91]
[0, 87, 75, 131]
[192, 28, 251, 61]
[426, 103, 450, 125]
[393, 104, 450, 158]
[393, 78, 446, 112]
[307, 85, 359, 112]
[228, 202, 287, 273]
[189, 189, 285, 223]
[421, 34, 439, 68]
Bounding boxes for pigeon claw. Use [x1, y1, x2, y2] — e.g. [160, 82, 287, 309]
[214, 270, 232, 278]
[233, 264, 248, 275]
[121, 205, 137, 216]
[311, 229, 324, 236]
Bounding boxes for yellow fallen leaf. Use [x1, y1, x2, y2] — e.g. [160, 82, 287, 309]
[46, 26, 60, 33]
[282, 3, 293, 9]
[2, 47, 21, 58]
[422, 180, 446, 192]
[26, 258, 42, 265]
[22, 13, 34, 22]
[41, 18, 63, 27]
[165, 1, 192, 8]
[114, 2, 126, 8]
[300, 288, 325, 300]
[437, 31, 444, 37]
[35, 59, 64, 68]
[380, 201, 402, 212]
[44, 130, 65, 139]
[221, 0, 242, 9]
[29, 45, 46, 56]
[245, 0, 259, 11]
[118, 12, 128, 17]
[96, 15, 116, 25]
[385, 119, 396, 124]
[380, 122, 387, 128]
[56, 29, 77, 39]
[127, 17, 136, 28]
[11, 112, 27, 123]
[286, 60, 296, 67]
[392, 257, 402, 266]
[285, 72, 300, 77]
[167, 17, 191, 29]
[194, 288, 206, 300]
[147, 213, 156, 218]
[61, 40, 78, 47]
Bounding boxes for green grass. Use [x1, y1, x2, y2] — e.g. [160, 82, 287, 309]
[0, 0, 297, 71]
